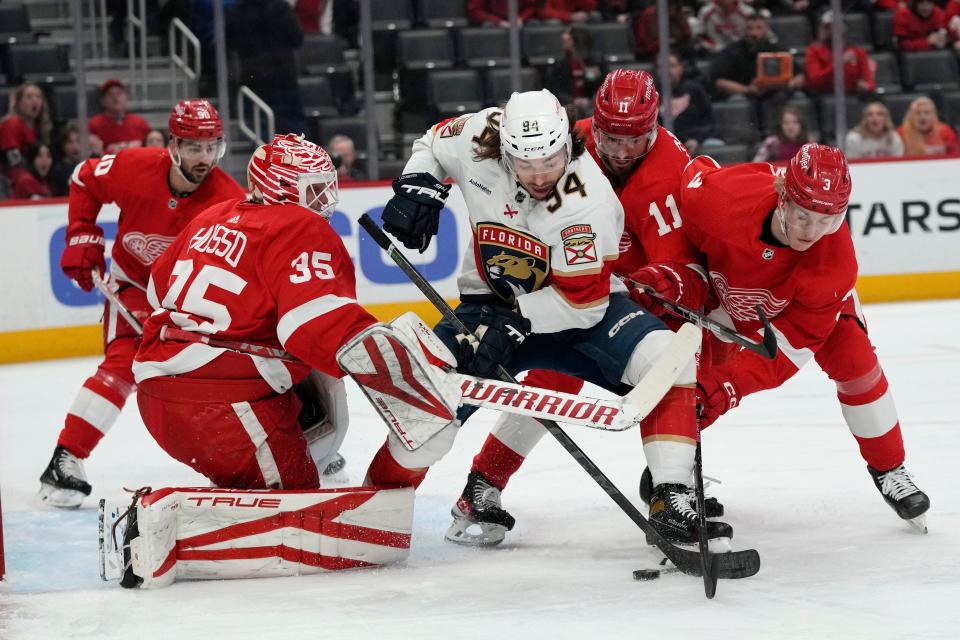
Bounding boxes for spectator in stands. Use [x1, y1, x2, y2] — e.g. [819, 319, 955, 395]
[597, 0, 643, 23]
[88, 80, 152, 155]
[0, 83, 51, 182]
[668, 53, 721, 155]
[898, 95, 959, 155]
[327, 134, 365, 182]
[634, 3, 696, 60]
[845, 101, 905, 159]
[295, 0, 333, 33]
[753, 105, 812, 161]
[711, 15, 805, 127]
[10, 143, 54, 200]
[468, 0, 536, 27]
[804, 10, 875, 95]
[946, 0, 960, 52]
[698, 0, 756, 54]
[546, 25, 603, 112]
[333, 0, 359, 47]
[893, 0, 948, 51]
[49, 124, 84, 197]
[144, 129, 166, 148]
[227, 0, 308, 136]
[536, 0, 600, 23]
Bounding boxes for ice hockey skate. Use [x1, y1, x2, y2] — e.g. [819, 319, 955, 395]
[322, 453, 347, 477]
[445, 471, 516, 547]
[648, 483, 733, 552]
[38, 445, 92, 509]
[868, 464, 930, 533]
[639, 466, 724, 518]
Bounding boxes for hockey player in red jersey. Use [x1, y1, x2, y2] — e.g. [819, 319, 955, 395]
[442, 70, 717, 547]
[635, 143, 930, 531]
[39, 100, 246, 508]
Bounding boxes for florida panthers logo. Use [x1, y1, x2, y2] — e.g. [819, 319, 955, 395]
[711, 271, 789, 322]
[475, 223, 549, 303]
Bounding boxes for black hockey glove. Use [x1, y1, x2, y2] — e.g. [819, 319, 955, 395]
[456, 305, 532, 378]
[381, 172, 450, 253]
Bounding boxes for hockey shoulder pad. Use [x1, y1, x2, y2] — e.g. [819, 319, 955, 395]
[336, 312, 461, 451]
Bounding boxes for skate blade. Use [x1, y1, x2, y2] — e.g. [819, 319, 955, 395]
[907, 514, 928, 534]
[98, 499, 129, 581]
[444, 516, 507, 547]
[39, 483, 86, 509]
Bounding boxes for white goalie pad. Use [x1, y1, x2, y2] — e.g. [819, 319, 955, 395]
[99, 485, 414, 588]
[336, 312, 462, 451]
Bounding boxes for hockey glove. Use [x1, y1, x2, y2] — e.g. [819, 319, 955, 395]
[628, 262, 708, 318]
[696, 377, 740, 428]
[456, 305, 532, 378]
[382, 172, 450, 253]
[61, 222, 106, 292]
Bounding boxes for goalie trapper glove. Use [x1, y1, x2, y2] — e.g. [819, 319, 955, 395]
[61, 222, 106, 292]
[382, 172, 450, 253]
[456, 305, 531, 378]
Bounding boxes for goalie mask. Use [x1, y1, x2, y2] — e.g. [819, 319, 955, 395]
[247, 134, 340, 217]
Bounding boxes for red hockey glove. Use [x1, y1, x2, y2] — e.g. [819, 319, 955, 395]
[61, 222, 106, 292]
[628, 262, 707, 317]
[696, 376, 740, 428]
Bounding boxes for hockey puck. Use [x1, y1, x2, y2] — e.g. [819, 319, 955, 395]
[632, 569, 661, 581]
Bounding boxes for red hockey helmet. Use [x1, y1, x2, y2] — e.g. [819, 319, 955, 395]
[592, 69, 660, 164]
[784, 143, 851, 216]
[593, 69, 659, 137]
[247, 133, 339, 217]
[168, 99, 223, 139]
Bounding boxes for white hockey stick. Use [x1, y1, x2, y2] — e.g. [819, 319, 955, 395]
[91, 269, 143, 334]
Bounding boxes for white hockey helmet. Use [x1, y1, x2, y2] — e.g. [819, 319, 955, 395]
[500, 89, 572, 162]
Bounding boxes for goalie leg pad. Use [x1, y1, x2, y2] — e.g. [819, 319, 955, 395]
[105, 485, 415, 588]
[337, 313, 461, 451]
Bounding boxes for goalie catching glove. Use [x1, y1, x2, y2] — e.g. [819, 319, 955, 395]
[455, 305, 531, 378]
[381, 172, 450, 253]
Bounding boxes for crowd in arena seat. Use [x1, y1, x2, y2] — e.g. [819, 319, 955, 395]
[4, 0, 960, 201]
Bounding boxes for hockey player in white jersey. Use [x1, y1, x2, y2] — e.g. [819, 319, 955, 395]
[380, 90, 732, 548]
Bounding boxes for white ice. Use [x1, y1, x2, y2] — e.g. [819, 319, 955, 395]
[1, 300, 958, 640]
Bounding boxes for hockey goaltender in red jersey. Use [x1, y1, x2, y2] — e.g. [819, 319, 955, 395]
[39, 100, 245, 509]
[112, 134, 471, 588]
[638, 143, 930, 531]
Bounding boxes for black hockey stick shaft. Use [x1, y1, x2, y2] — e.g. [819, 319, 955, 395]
[693, 434, 719, 598]
[360, 214, 760, 582]
[631, 283, 778, 360]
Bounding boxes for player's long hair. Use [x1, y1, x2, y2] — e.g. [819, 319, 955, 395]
[899, 96, 942, 157]
[471, 105, 586, 163]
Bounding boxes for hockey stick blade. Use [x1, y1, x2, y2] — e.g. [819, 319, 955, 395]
[629, 283, 778, 360]
[360, 214, 761, 587]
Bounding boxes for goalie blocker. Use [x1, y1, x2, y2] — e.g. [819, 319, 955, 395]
[100, 485, 414, 588]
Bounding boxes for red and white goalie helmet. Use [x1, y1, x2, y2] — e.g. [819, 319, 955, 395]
[247, 133, 339, 217]
[591, 69, 659, 162]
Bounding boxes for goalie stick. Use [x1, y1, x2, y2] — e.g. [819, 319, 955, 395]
[359, 213, 761, 586]
[630, 282, 779, 360]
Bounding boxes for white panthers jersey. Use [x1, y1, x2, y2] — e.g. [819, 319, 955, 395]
[404, 108, 626, 334]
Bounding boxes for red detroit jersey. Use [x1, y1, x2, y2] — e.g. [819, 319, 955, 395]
[680, 156, 859, 395]
[135, 200, 377, 388]
[576, 119, 696, 275]
[69, 147, 245, 288]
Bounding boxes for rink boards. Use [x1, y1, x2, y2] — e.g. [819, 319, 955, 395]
[1, 155, 958, 363]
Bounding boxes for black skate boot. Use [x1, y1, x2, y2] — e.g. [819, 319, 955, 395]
[445, 471, 516, 547]
[639, 466, 724, 518]
[39, 445, 92, 509]
[648, 483, 733, 551]
[868, 464, 930, 533]
[321, 453, 347, 477]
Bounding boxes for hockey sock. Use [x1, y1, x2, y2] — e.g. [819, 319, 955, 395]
[365, 440, 429, 489]
[59, 367, 135, 458]
[640, 386, 698, 486]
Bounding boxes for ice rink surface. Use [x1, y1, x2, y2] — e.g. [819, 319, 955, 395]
[1, 300, 957, 639]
